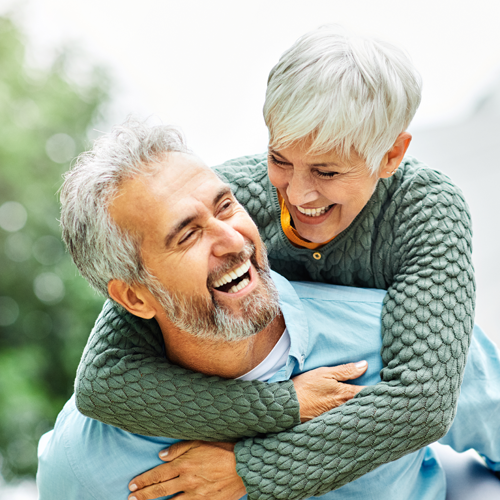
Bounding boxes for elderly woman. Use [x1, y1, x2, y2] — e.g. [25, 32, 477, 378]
[74, 25, 474, 499]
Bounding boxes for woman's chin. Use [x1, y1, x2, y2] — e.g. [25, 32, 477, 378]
[294, 222, 337, 243]
[292, 207, 340, 243]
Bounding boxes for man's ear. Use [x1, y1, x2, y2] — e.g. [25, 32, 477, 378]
[108, 280, 156, 319]
[378, 132, 412, 179]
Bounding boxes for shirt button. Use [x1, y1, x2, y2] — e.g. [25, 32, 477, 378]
[313, 252, 321, 260]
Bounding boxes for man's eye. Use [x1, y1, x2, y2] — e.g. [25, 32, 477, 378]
[179, 231, 195, 244]
[220, 200, 233, 212]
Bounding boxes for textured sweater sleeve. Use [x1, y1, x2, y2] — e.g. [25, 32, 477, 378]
[75, 301, 300, 439]
[233, 168, 475, 499]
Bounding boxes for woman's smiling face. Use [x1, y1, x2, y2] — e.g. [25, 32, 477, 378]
[267, 140, 384, 244]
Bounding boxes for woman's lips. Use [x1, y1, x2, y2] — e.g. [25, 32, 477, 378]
[292, 204, 336, 225]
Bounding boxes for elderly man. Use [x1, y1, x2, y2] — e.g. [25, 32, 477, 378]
[37, 121, 500, 500]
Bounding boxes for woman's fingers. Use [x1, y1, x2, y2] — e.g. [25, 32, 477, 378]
[326, 361, 368, 381]
[159, 440, 202, 462]
[128, 441, 245, 500]
[292, 362, 368, 422]
[129, 441, 204, 492]
[129, 476, 184, 500]
[129, 462, 180, 494]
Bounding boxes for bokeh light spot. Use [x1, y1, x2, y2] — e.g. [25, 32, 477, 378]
[0, 201, 28, 232]
[45, 133, 76, 163]
[33, 273, 65, 304]
[11, 99, 41, 129]
[0, 296, 20, 326]
[4, 232, 32, 262]
[33, 235, 63, 266]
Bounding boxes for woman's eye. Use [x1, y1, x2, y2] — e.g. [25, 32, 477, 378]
[269, 155, 290, 168]
[316, 170, 338, 179]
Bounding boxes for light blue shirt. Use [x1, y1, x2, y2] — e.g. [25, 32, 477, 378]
[37, 272, 500, 500]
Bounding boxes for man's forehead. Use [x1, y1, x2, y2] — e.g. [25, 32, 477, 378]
[109, 153, 227, 232]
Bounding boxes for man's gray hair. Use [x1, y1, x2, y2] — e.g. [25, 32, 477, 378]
[264, 24, 422, 173]
[60, 120, 189, 297]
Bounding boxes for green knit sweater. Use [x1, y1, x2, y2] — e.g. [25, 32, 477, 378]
[75, 155, 474, 500]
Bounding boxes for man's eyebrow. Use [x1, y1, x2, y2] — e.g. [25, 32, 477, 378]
[164, 185, 233, 248]
[164, 215, 197, 248]
[213, 185, 232, 206]
[269, 148, 340, 168]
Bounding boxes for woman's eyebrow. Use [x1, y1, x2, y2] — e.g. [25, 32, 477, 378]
[268, 148, 289, 161]
[307, 161, 341, 168]
[269, 148, 341, 169]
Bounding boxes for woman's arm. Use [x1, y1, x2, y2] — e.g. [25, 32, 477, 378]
[77, 164, 474, 499]
[231, 168, 475, 499]
[75, 302, 301, 439]
[76, 302, 368, 438]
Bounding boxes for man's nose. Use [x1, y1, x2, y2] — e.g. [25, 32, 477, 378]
[286, 171, 319, 206]
[210, 219, 245, 257]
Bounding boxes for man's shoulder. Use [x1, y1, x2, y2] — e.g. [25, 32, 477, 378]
[37, 396, 95, 498]
[271, 270, 386, 308]
[291, 280, 386, 305]
[37, 396, 179, 500]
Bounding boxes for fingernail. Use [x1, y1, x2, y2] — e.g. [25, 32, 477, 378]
[130, 497, 137, 500]
[355, 360, 367, 368]
[159, 449, 169, 459]
[129, 483, 137, 492]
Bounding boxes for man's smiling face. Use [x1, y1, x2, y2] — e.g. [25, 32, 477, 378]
[109, 152, 278, 340]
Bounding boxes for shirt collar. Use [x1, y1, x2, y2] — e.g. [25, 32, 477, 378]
[269, 271, 310, 379]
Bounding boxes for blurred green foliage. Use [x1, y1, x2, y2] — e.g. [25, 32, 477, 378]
[0, 15, 109, 480]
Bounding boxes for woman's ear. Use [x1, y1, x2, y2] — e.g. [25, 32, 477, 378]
[108, 279, 156, 319]
[379, 132, 412, 179]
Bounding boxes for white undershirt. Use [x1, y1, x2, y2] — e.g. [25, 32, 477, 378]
[236, 329, 291, 382]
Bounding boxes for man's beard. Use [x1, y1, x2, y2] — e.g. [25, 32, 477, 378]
[145, 242, 280, 342]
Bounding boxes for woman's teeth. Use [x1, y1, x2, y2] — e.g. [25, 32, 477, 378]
[296, 205, 331, 217]
[212, 259, 251, 290]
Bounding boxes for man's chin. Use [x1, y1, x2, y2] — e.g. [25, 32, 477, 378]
[153, 241, 279, 342]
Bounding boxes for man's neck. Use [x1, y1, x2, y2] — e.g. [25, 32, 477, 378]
[157, 313, 286, 379]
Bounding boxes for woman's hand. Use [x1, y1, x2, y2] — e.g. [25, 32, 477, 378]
[293, 361, 368, 422]
[127, 362, 368, 499]
[128, 440, 245, 500]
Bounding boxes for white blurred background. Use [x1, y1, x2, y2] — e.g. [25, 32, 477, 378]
[1, 0, 499, 496]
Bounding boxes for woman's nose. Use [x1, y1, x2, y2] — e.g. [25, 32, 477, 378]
[286, 171, 318, 206]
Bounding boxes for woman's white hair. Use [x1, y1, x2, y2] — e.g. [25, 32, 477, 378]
[60, 119, 189, 297]
[264, 24, 422, 173]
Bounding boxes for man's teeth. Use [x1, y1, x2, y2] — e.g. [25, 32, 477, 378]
[296, 205, 331, 217]
[212, 260, 251, 289]
[228, 278, 250, 294]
